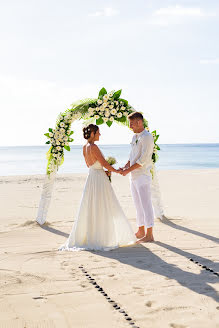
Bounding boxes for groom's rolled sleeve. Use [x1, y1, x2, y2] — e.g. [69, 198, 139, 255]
[136, 135, 154, 167]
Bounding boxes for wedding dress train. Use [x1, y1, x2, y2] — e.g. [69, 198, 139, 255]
[59, 161, 136, 251]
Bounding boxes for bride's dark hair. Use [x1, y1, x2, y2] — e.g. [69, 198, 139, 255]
[83, 124, 99, 140]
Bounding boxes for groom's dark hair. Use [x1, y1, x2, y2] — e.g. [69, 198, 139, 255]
[128, 112, 144, 121]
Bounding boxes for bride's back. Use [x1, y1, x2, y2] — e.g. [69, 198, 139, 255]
[83, 144, 97, 167]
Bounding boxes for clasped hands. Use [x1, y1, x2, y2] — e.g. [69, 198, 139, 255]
[115, 167, 129, 176]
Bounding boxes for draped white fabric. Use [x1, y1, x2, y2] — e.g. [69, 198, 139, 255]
[36, 169, 57, 225]
[36, 165, 164, 226]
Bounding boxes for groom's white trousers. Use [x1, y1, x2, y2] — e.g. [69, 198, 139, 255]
[130, 175, 154, 228]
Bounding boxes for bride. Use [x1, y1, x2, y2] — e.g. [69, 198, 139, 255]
[59, 124, 136, 251]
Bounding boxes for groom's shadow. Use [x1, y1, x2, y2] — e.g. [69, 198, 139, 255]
[94, 243, 219, 303]
[160, 215, 219, 244]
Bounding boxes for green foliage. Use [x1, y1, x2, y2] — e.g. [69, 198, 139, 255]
[113, 89, 122, 100]
[46, 141, 50, 144]
[69, 131, 74, 135]
[106, 121, 113, 127]
[44, 133, 50, 137]
[143, 118, 148, 128]
[98, 88, 107, 99]
[96, 117, 104, 125]
[64, 145, 70, 151]
[119, 98, 128, 106]
[116, 116, 126, 123]
[49, 128, 53, 132]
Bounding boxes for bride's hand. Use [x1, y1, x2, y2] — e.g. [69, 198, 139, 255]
[115, 169, 123, 174]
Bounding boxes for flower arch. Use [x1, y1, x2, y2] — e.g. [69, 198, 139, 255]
[36, 88, 163, 225]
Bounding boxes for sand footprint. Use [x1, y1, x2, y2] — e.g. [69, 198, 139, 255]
[145, 301, 153, 307]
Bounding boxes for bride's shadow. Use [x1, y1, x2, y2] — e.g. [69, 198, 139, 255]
[160, 215, 219, 244]
[94, 243, 219, 303]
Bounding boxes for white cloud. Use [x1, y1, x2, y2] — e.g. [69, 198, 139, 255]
[89, 7, 119, 17]
[154, 5, 205, 17]
[200, 58, 219, 64]
[148, 5, 215, 26]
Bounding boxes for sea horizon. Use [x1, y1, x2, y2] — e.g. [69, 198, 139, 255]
[0, 143, 219, 176]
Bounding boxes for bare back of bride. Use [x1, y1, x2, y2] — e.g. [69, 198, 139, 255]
[59, 124, 136, 251]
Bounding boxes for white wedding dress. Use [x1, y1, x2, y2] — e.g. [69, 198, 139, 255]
[59, 160, 136, 251]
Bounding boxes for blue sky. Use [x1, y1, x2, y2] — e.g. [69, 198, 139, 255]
[0, 0, 219, 145]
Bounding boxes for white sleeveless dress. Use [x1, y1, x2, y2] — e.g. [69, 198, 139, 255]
[59, 161, 136, 251]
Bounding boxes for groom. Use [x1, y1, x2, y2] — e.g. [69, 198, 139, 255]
[120, 112, 154, 243]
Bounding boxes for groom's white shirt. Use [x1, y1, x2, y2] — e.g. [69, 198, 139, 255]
[129, 129, 154, 180]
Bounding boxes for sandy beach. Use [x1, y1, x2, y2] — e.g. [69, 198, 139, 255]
[0, 169, 218, 328]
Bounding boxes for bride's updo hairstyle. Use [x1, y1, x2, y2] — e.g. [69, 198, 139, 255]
[83, 124, 99, 140]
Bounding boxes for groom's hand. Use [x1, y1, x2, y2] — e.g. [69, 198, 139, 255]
[121, 169, 129, 176]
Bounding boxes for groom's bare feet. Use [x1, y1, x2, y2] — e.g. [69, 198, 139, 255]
[135, 226, 145, 239]
[137, 235, 154, 243]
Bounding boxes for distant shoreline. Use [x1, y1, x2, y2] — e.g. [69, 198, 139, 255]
[0, 143, 219, 148]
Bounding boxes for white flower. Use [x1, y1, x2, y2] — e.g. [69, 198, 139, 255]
[103, 117, 108, 123]
[102, 102, 107, 108]
[95, 107, 100, 112]
[58, 115, 63, 121]
[152, 132, 156, 137]
[120, 101, 123, 105]
[121, 106, 126, 111]
[64, 136, 68, 141]
[60, 122, 65, 128]
[109, 92, 114, 98]
[104, 111, 110, 118]
[117, 112, 122, 118]
[123, 112, 128, 116]
[56, 141, 60, 145]
[49, 132, 53, 137]
[94, 115, 100, 120]
[99, 106, 105, 112]
[57, 146, 61, 151]
[65, 142, 69, 146]
[60, 128, 65, 134]
[109, 116, 114, 122]
[103, 94, 109, 102]
[109, 105, 114, 109]
[97, 99, 103, 105]
[115, 101, 118, 106]
[88, 107, 94, 113]
[110, 108, 117, 115]
[146, 127, 150, 131]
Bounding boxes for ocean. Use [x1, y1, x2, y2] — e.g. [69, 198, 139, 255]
[0, 144, 218, 176]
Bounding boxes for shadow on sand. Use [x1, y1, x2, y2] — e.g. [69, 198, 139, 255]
[160, 215, 219, 244]
[40, 224, 69, 238]
[94, 243, 219, 303]
[40, 218, 219, 302]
